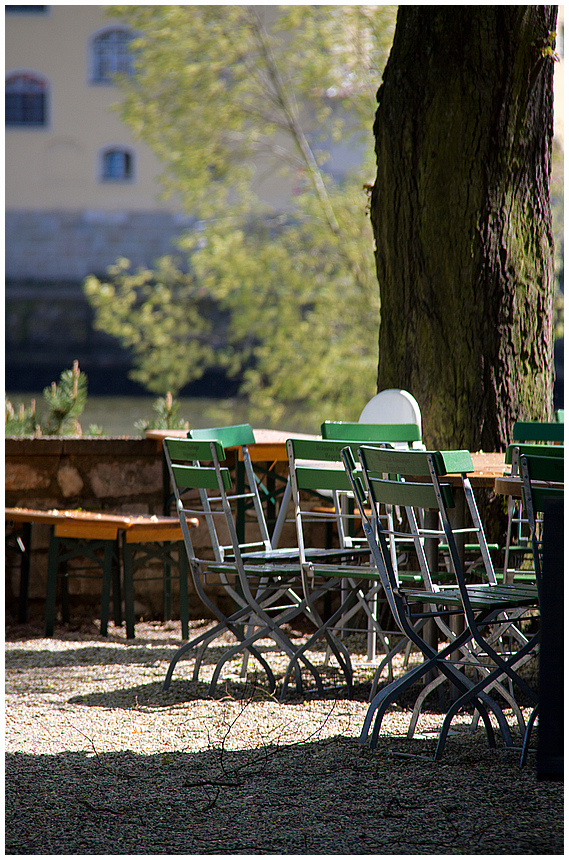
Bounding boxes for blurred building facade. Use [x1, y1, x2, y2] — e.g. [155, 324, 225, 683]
[5, 4, 193, 281]
[5, 5, 192, 391]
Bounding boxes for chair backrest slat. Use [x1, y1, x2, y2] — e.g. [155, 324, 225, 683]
[287, 437, 365, 463]
[522, 453, 564, 484]
[364, 475, 450, 511]
[190, 424, 256, 448]
[512, 421, 564, 444]
[164, 436, 225, 464]
[505, 442, 565, 465]
[294, 465, 354, 493]
[170, 461, 232, 491]
[357, 445, 473, 479]
[321, 421, 421, 444]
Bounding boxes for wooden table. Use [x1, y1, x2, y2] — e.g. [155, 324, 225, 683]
[145, 426, 314, 456]
[494, 474, 564, 499]
[148, 432, 505, 531]
[5, 507, 197, 638]
[448, 452, 506, 487]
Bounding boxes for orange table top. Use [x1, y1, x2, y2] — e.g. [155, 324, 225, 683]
[5, 507, 197, 541]
[466, 452, 507, 486]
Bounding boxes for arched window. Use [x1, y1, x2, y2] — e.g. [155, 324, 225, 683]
[91, 28, 134, 83]
[101, 147, 134, 181]
[6, 73, 47, 126]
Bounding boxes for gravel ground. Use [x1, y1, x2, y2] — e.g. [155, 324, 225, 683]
[5, 616, 564, 855]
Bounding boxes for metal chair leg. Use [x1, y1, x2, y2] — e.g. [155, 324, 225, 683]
[520, 705, 539, 767]
[99, 541, 115, 637]
[176, 542, 190, 641]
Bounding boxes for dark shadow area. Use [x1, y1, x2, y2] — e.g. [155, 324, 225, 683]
[5, 739, 563, 855]
[5, 600, 227, 647]
[63, 673, 373, 711]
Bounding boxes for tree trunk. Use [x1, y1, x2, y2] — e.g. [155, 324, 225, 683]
[371, 6, 557, 450]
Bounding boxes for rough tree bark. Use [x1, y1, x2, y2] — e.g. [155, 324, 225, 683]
[371, 6, 557, 450]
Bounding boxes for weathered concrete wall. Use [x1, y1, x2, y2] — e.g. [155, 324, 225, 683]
[5, 210, 193, 280]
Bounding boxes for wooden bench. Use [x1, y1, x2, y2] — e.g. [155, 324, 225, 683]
[5, 507, 198, 638]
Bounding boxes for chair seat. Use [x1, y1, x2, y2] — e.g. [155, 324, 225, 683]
[206, 561, 300, 578]
[403, 583, 539, 610]
[439, 542, 499, 553]
[240, 546, 370, 564]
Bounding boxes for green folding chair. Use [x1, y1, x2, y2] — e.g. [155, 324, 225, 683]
[344, 445, 540, 758]
[503, 421, 564, 583]
[280, 437, 388, 697]
[188, 423, 314, 681]
[321, 421, 425, 660]
[162, 436, 349, 698]
[519, 451, 564, 597]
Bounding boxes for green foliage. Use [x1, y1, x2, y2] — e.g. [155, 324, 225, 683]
[84, 256, 218, 395]
[541, 31, 560, 61]
[186, 182, 380, 423]
[85, 5, 397, 419]
[5, 397, 39, 437]
[134, 392, 190, 435]
[41, 361, 87, 436]
[5, 362, 100, 437]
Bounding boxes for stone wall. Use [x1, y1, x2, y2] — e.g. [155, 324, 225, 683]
[5, 437, 164, 512]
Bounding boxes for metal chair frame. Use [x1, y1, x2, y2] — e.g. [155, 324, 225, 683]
[503, 421, 564, 583]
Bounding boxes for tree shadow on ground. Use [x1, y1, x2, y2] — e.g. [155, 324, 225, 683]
[5, 738, 563, 855]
